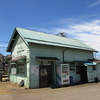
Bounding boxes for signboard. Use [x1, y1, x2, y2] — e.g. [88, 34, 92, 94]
[42, 61, 51, 65]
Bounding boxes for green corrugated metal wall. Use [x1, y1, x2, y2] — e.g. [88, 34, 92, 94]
[29, 43, 94, 88]
[10, 35, 30, 88]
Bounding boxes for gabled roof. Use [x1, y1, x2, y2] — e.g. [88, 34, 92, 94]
[0, 53, 4, 57]
[7, 27, 97, 52]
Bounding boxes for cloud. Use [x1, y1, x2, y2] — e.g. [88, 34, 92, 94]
[0, 44, 7, 48]
[88, 0, 100, 8]
[52, 19, 100, 50]
[27, 19, 100, 58]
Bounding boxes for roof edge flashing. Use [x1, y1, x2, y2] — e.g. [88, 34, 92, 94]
[7, 27, 29, 52]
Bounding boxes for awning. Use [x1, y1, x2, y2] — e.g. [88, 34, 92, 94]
[9, 56, 26, 62]
[36, 57, 60, 61]
[75, 61, 96, 66]
[84, 63, 96, 66]
[93, 60, 100, 64]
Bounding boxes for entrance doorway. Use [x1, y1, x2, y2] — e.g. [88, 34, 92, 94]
[80, 65, 88, 83]
[39, 65, 53, 88]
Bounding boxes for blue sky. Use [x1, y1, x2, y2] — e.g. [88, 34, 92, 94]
[0, 0, 100, 58]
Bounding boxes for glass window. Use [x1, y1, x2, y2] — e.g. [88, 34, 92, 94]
[11, 64, 16, 74]
[70, 62, 75, 72]
[66, 62, 75, 72]
[40, 67, 47, 76]
[11, 64, 16, 68]
[18, 64, 24, 73]
[92, 66, 96, 70]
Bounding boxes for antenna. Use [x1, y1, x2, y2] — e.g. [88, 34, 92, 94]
[56, 32, 68, 37]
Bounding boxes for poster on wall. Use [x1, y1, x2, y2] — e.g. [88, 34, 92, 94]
[31, 65, 39, 76]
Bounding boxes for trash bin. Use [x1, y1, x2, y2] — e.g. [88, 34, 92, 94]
[94, 77, 98, 83]
[70, 76, 74, 85]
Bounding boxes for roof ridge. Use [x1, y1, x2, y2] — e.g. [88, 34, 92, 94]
[16, 27, 81, 42]
[6, 27, 97, 52]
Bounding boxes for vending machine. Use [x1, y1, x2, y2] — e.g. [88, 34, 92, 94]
[56, 64, 70, 85]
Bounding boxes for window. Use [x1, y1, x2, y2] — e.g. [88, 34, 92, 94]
[18, 64, 25, 73]
[11, 64, 16, 74]
[11, 64, 16, 68]
[92, 66, 96, 70]
[66, 62, 75, 72]
[70, 62, 75, 72]
[40, 67, 47, 76]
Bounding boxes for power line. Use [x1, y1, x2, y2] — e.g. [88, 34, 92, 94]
[0, 45, 7, 48]
[0, 47, 7, 48]
[0, 41, 9, 43]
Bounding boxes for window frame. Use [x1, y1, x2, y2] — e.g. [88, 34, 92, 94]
[11, 64, 16, 68]
[76, 65, 81, 74]
[10, 64, 16, 74]
[17, 64, 25, 73]
[66, 61, 75, 72]
[92, 66, 96, 71]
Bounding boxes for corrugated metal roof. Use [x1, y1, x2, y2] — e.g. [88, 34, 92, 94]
[7, 27, 97, 52]
[16, 27, 97, 52]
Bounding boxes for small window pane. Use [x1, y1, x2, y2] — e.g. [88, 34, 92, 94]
[70, 62, 75, 72]
[76, 66, 80, 74]
[18, 64, 24, 73]
[11, 64, 16, 68]
[92, 66, 96, 70]
[40, 67, 47, 76]
[11, 64, 16, 74]
[66, 62, 75, 72]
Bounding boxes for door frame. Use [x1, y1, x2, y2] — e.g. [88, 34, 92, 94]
[80, 65, 88, 83]
[39, 65, 54, 88]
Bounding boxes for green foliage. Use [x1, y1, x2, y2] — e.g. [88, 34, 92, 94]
[4, 56, 12, 63]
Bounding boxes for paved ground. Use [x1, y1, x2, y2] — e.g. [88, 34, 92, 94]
[0, 81, 100, 100]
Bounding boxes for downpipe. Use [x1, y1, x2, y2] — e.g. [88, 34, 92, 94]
[62, 48, 67, 63]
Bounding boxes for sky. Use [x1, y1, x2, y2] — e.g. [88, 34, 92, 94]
[0, 0, 100, 59]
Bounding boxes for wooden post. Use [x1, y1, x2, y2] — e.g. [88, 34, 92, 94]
[8, 62, 10, 81]
[0, 75, 2, 81]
